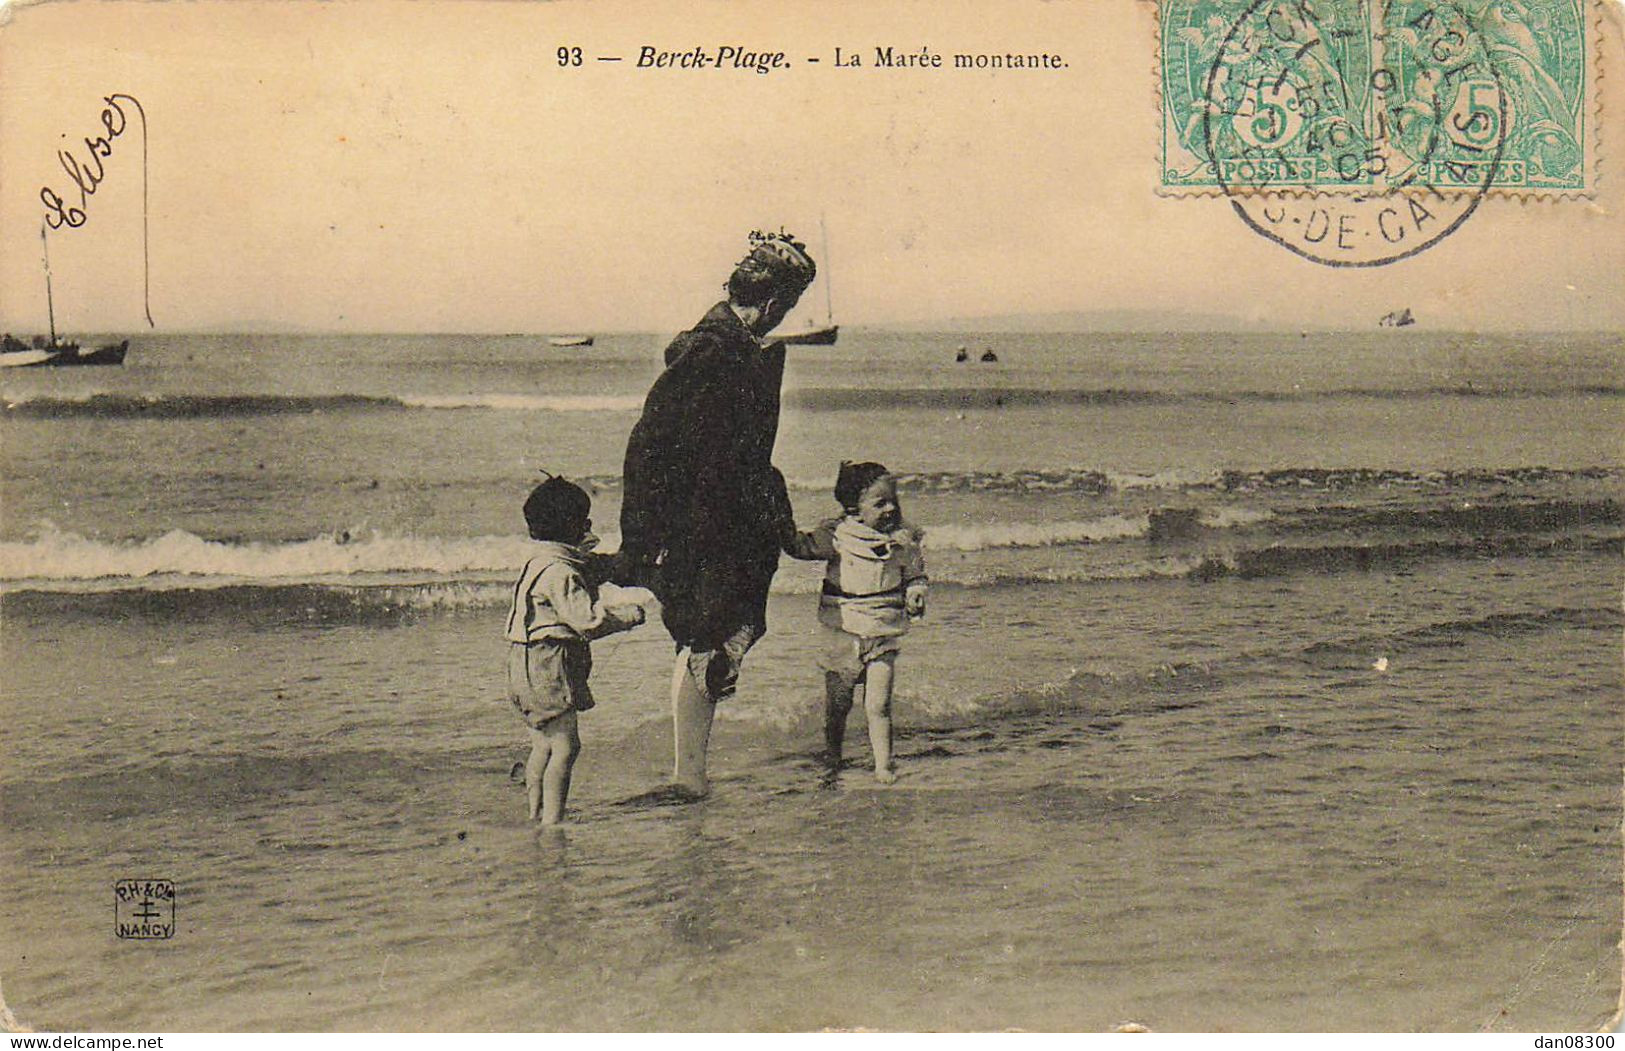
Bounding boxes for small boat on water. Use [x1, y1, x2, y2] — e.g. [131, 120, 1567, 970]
[774, 216, 840, 346]
[0, 335, 129, 367]
[3, 226, 130, 367]
[1379, 307, 1416, 328]
[547, 335, 595, 347]
[777, 323, 838, 346]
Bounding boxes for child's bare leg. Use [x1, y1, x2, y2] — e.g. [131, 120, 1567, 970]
[524, 726, 552, 821]
[863, 658, 897, 783]
[537, 711, 581, 824]
[823, 670, 856, 768]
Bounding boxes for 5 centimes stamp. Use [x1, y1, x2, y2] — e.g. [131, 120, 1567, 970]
[113, 879, 175, 940]
[1379, 0, 1594, 193]
[1158, 0, 1599, 264]
[1161, 0, 1379, 192]
[1160, 0, 1596, 195]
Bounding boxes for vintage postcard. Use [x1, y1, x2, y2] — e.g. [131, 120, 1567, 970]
[0, 0, 1620, 1034]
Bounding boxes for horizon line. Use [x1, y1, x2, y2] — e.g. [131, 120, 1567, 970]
[5, 326, 1617, 338]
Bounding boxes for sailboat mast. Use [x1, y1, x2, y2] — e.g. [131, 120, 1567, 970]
[40, 223, 57, 344]
[819, 215, 833, 325]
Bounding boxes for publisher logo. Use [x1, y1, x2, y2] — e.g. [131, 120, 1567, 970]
[114, 879, 175, 940]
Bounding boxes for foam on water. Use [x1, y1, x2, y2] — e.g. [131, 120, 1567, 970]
[0, 506, 1274, 586]
[1197, 506, 1277, 529]
[3, 491, 1615, 604]
[0, 525, 536, 582]
[925, 514, 1150, 550]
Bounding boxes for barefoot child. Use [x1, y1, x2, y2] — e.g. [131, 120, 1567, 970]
[784, 462, 927, 783]
[505, 477, 645, 823]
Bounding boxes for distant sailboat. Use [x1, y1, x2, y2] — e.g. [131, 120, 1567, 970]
[547, 335, 595, 347]
[1, 333, 129, 367]
[1, 225, 129, 367]
[4, 225, 78, 366]
[778, 320, 838, 346]
[1378, 307, 1416, 328]
[775, 217, 839, 345]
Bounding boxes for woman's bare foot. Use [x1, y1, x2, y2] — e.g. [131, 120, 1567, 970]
[874, 766, 898, 785]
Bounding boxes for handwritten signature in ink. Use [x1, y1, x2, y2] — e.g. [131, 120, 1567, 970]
[40, 93, 148, 230]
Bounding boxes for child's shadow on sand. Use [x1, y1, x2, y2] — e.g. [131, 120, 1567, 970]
[610, 784, 711, 810]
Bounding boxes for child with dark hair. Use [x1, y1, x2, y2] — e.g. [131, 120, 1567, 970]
[506, 476, 646, 823]
[785, 462, 927, 783]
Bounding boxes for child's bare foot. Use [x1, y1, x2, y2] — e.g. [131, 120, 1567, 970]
[874, 766, 898, 785]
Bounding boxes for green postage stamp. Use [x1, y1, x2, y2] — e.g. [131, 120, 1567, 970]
[1159, 0, 1598, 195]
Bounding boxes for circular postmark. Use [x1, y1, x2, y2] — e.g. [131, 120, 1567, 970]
[1198, 0, 1510, 267]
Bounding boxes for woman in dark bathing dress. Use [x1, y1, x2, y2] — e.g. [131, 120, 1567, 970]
[617, 230, 817, 796]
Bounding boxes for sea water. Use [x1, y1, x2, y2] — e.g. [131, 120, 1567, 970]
[0, 330, 1619, 1030]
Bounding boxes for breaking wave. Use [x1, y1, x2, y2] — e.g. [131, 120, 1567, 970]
[0, 526, 537, 582]
[882, 466, 1618, 496]
[0, 512, 1205, 586]
[3, 532, 1615, 621]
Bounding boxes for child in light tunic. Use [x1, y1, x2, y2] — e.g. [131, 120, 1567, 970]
[506, 477, 645, 823]
[785, 461, 927, 783]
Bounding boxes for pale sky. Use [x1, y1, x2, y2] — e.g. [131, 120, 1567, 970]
[1, 0, 1621, 333]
